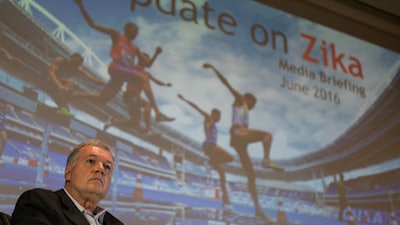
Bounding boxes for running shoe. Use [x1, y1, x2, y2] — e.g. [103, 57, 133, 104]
[56, 106, 73, 117]
[262, 159, 284, 172]
[155, 113, 175, 122]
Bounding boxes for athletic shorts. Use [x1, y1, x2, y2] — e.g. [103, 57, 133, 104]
[108, 61, 141, 83]
[229, 125, 247, 149]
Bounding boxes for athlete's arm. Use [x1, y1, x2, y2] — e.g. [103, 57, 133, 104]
[74, 0, 119, 39]
[203, 62, 242, 100]
[146, 46, 163, 68]
[148, 73, 171, 87]
[178, 94, 209, 118]
[48, 57, 68, 90]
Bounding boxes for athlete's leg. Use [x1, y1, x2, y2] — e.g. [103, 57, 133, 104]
[206, 144, 232, 208]
[97, 63, 134, 103]
[232, 127, 283, 171]
[55, 89, 71, 108]
[140, 76, 174, 122]
[122, 89, 141, 127]
[43, 78, 74, 115]
[211, 162, 230, 205]
[141, 77, 158, 114]
[233, 127, 272, 161]
[124, 83, 152, 133]
[107, 92, 141, 128]
[209, 146, 234, 165]
[76, 62, 144, 104]
[44, 77, 70, 108]
[103, 87, 141, 130]
[57, 79, 73, 108]
[234, 145, 264, 215]
[73, 77, 124, 104]
[231, 130, 275, 222]
[138, 97, 151, 132]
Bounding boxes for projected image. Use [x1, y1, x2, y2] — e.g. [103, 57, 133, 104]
[0, 0, 399, 224]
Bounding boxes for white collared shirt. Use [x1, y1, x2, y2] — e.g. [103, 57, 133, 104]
[63, 188, 106, 225]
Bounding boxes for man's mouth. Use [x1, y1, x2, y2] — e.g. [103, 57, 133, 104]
[90, 178, 104, 185]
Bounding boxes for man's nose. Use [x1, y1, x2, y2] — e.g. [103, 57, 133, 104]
[95, 162, 105, 175]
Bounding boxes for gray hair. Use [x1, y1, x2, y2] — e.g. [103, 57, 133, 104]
[66, 139, 113, 167]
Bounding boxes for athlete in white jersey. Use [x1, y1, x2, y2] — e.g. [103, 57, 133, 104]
[204, 62, 283, 223]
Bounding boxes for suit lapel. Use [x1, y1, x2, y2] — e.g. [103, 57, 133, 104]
[55, 189, 123, 225]
[103, 213, 123, 225]
[56, 189, 90, 225]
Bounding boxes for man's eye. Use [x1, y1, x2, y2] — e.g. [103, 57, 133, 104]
[104, 165, 112, 172]
[87, 159, 95, 164]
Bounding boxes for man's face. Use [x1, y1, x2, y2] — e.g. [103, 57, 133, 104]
[64, 145, 114, 199]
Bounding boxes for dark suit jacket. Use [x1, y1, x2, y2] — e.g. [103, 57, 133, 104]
[11, 188, 124, 225]
[0, 211, 11, 225]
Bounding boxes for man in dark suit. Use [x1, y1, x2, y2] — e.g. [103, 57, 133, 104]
[11, 139, 124, 225]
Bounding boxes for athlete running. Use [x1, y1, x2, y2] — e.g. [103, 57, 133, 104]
[46, 53, 103, 116]
[104, 51, 173, 134]
[73, 0, 173, 122]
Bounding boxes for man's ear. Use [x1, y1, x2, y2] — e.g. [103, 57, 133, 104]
[64, 165, 72, 181]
